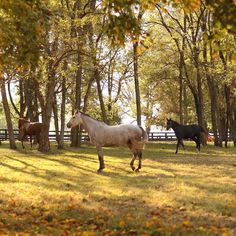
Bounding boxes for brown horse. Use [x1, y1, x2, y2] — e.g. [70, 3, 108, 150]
[18, 118, 42, 149]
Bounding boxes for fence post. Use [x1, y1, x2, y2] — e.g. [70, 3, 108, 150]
[4, 129, 7, 140]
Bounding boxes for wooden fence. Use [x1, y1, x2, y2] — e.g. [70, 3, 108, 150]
[0, 128, 231, 142]
[0, 129, 178, 142]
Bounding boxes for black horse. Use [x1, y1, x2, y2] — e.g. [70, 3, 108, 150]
[166, 118, 207, 154]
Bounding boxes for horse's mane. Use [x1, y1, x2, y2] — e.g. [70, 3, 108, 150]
[170, 119, 180, 126]
[79, 111, 105, 124]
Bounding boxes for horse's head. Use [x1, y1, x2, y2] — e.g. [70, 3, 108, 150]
[18, 117, 29, 129]
[67, 109, 82, 129]
[166, 118, 173, 130]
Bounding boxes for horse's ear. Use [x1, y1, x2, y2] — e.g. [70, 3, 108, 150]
[74, 109, 78, 114]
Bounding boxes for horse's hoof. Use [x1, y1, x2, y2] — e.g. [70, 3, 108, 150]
[131, 166, 135, 171]
[135, 168, 140, 172]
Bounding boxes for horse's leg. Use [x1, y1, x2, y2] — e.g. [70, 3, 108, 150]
[197, 135, 201, 152]
[30, 135, 33, 149]
[96, 145, 105, 173]
[192, 136, 200, 152]
[135, 151, 142, 172]
[36, 134, 40, 146]
[21, 134, 26, 149]
[175, 139, 180, 154]
[180, 139, 185, 152]
[21, 140, 25, 149]
[130, 152, 137, 171]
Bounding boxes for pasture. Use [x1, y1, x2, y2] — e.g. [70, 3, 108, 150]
[0, 142, 235, 235]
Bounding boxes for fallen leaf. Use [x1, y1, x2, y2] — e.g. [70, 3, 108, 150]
[182, 221, 191, 227]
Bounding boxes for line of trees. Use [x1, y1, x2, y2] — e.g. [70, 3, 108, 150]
[138, 2, 236, 147]
[0, 0, 235, 151]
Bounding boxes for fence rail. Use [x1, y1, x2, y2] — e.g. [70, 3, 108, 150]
[0, 129, 232, 142]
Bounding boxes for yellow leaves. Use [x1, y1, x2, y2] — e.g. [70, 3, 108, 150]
[210, 225, 218, 232]
[161, 7, 168, 14]
[211, 51, 218, 60]
[145, 220, 153, 228]
[82, 231, 96, 236]
[189, 0, 201, 10]
[64, 218, 77, 224]
[175, 0, 201, 12]
[0, 69, 4, 78]
[35, 23, 42, 35]
[119, 219, 126, 227]
[136, 46, 142, 55]
[182, 220, 191, 227]
[43, 0, 50, 5]
[131, 39, 139, 44]
[141, 0, 155, 11]
[231, 52, 236, 62]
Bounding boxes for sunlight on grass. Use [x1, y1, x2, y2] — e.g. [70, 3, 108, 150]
[0, 141, 235, 235]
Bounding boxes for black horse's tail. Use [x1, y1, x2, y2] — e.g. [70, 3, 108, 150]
[139, 126, 149, 143]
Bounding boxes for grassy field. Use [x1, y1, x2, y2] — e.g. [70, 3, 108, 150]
[0, 141, 235, 235]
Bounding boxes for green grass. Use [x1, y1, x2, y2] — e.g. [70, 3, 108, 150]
[0, 141, 235, 235]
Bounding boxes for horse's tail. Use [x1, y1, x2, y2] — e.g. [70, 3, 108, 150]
[139, 126, 148, 143]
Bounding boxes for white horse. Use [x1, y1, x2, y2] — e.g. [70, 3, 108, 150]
[67, 110, 148, 173]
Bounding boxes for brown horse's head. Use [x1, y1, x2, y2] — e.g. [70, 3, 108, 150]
[18, 118, 29, 129]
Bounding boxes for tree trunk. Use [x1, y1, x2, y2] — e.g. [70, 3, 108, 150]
[58, 76, 66, 149]
[179, 54, 184, 124]
[231, 101, 236, 147]
[202, 21, 220, 146]
[83, 77, 94, 112]
[25, 76, 38, 121]
[0, 77, 17, 149]
[183, 82, 187, 124]
[19, 78, 26, 117]
[95, 68, 108, 123]
[206, 78, 219, 146]
[53, 93, 60, 144]
[7, 79, 20, 116]
[224, 85, 231, 147]
[38, 71, 55, 152]
[193, 44, 206, 145]
[133, 42, 142, 126]
[71, 52, 83, 147]
[219, 49, 230, 148]
[195, 56, 204, 127]
[179, 15, 187, 124]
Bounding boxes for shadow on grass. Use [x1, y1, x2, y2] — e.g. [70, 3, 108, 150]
[0, 190, 235, 235]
